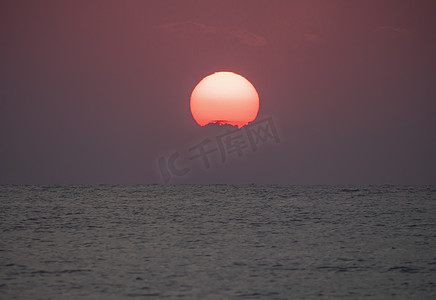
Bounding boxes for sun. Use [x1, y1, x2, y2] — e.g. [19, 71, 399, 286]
[190, 71, 259, 128]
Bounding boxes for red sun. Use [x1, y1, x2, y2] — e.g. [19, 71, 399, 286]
[190, 71, 259, 128]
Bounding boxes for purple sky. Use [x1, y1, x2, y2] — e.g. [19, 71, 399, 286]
[1, 0, 435, 184]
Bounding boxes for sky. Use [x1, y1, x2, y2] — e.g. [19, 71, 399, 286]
[1, 0, 435, 185]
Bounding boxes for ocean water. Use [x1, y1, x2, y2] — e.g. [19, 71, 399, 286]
[1, 185, 435, 299]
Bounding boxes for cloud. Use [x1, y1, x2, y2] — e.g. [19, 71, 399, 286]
[155, 22, 266, 47]
[155, 22, 218, 34]
[226, 27, 267, 46]
[304, 33, 320, 43]
[374, 26, 410, 38]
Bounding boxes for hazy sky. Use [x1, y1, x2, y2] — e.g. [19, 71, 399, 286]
[1, 0, 435, 184]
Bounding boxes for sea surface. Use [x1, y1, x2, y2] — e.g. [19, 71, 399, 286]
[1, 185, 435, 299]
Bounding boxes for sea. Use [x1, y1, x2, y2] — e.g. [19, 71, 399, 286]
[1, 185, 435, 299]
